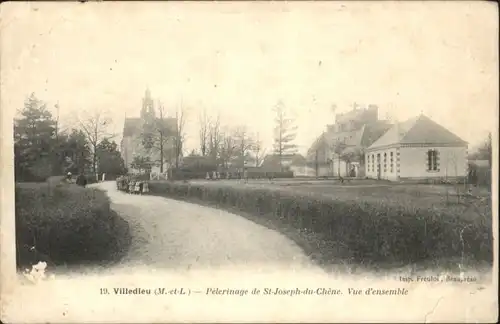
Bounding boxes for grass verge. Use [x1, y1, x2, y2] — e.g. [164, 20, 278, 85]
[15, 181, 131, 270]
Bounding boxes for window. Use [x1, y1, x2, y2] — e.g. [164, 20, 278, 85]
[390, 152, 394, 173]
[383, 152, 387, 172]
[427, 149, 439, 171]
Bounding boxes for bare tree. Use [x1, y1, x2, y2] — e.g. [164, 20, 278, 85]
[252, 132, 266, 167]
[199, 109, 210, 157]
[78, 109, 115, 176]
[273, 101, 298, 171]
[208, 114, 222, 166]
[141, 100, 173, 173]
[219, 128, 238, 168]
[233, 125, 255, 169]
[331, 139, 347, 178]
[173, 101, 187, 168]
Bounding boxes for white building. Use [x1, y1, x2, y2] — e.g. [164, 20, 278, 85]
[365, 114, 468, 181]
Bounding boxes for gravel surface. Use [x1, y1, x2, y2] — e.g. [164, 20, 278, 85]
[97, 181, 322, 273]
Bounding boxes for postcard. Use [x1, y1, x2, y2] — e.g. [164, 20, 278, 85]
[1, 1, 498, 323]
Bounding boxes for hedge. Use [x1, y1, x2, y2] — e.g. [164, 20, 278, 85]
[169, 169, 294, 180]
[15, 182, 131, 269]
[148, 181, 493, 268]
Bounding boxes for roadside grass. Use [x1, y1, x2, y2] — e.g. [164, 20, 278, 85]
[15, 180, 131, 271]
[148, 180, 493, 274]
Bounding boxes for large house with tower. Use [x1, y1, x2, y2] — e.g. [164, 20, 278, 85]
[364, 114, 468, 181]
[120, 89, 177, 174]
[306, 104, 392, 177]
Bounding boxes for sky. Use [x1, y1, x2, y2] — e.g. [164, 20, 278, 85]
[1, 1, 498, 155]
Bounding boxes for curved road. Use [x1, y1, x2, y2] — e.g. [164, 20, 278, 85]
[96, 181, 322, 274]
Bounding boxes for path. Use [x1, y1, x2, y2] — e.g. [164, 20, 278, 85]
[95, 181, 322, 273]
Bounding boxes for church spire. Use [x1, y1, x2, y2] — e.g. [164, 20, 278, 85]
[141, 87, 155, 120]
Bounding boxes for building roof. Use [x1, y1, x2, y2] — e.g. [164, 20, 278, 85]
[368, 114, 467, 150]
[261, 153, 306, 171]
[307, 120, 392, 160]
[360, 121, 393, 148]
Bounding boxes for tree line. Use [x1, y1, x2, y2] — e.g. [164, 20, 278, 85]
[190, 100, 299, 171]
[14, 93, 126, 182]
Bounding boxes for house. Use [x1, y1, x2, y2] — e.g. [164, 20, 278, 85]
[120, 88, 177, 174]
[306, 105, 392, 177]
[260, 153, 307, 174]
[365, 114, 468, 181]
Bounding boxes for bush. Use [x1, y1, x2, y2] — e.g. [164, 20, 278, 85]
[148, 181, 493, 267]
[15, 182, 131, 269]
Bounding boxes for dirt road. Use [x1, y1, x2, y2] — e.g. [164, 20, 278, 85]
[97, 181, 321, 273]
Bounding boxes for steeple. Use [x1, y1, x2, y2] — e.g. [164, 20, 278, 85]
[141, 87, 155, 120]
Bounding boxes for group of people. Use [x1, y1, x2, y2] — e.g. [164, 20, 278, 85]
[66, 172, 87, 187]
[116, 176, 149, 195]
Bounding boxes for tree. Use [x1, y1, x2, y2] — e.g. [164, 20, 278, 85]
[199, 109, 210, 157]
[78, 109, 114, 176]
[477, 132, 492, 168]
[58, 129, 91, 174]
[14, 93, 57, 181]
[234, 126, 255, 168]
[332, 140, 347, 177]
[130, 156, 153, 173]
[141, 101, 173, 173]
[251, 132, 266, 167]
[219, 129, 238, 168]
[272, 101, 298, 171]
[207, 114, 222, 166]
[173, 103, 187, 168]
[96, 138, 126, 176]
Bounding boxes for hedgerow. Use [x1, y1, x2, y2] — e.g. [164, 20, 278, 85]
[148, 181, 493, 268]
[15, 182, 131, 269]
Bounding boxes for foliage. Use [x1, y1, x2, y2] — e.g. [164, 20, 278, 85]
[180, 154, 218, 172]
[15, 182, 131, 268]
[58, 129, 92, 174]
[96, 138, 127, 176]
[130, 155, 153, 173]
[14, 93, 57, 181]
[148, 181, 492, 267]
[78, 110, 114, 174]
[14, 93, 99, 181]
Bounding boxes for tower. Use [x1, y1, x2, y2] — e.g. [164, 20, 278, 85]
[141, 88, 155, 121]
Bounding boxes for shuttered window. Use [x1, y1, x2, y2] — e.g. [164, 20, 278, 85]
[427, 149, 439, 171]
